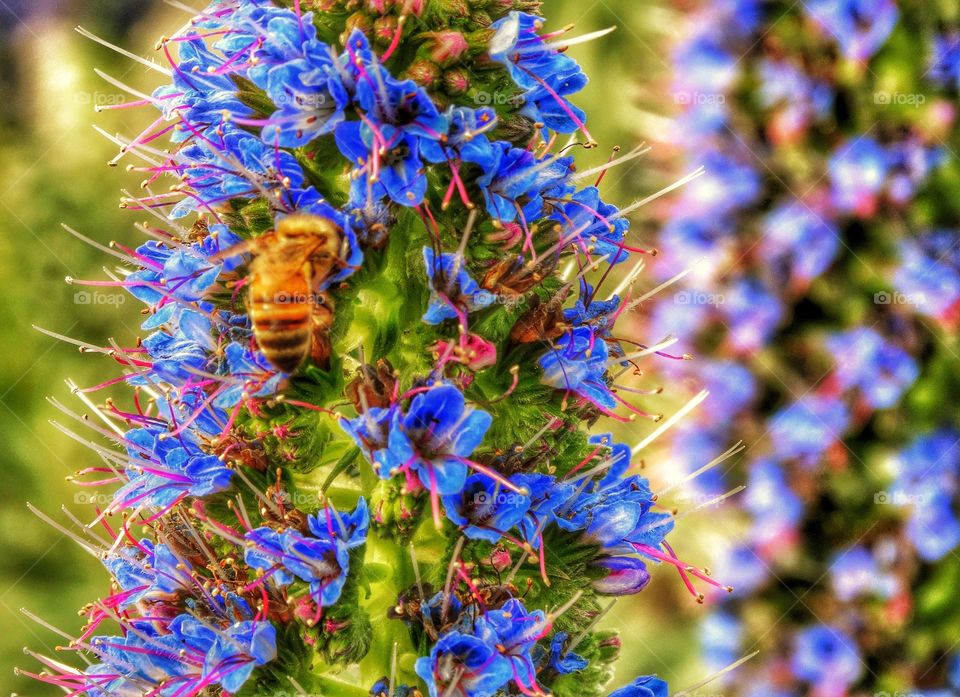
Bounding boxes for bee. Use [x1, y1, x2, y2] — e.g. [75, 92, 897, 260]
[223, 214, 344, 373]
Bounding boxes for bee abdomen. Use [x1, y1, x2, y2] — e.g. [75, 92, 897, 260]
[255, 325, 311, 372]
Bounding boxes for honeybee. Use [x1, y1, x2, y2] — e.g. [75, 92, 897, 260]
[223, 214, 344, 373]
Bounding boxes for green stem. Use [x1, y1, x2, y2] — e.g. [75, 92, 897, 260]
[357, 530, 419, 687]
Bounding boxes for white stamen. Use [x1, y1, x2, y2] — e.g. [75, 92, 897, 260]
[631, 390, 709, 456]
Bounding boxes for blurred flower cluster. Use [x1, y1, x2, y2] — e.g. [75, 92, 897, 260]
[17, 2, 709, 696]
[647, 0, 960, 694]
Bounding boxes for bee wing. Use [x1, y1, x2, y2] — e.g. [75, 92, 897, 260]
[208, 237, 259, 263]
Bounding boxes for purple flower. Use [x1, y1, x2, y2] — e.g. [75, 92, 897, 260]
[790, 625, 863, 692]
[826, 328, 918, 409]
[894, 230, 960, 321]
[829, 545, 896, 601]
[760, 202, 840, 287]
[719, 277, 784, 353]
[592, 556, 652, 595]
[804, 0, 898, 61]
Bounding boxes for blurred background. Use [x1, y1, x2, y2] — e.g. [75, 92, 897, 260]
[2, 1, 958, 696]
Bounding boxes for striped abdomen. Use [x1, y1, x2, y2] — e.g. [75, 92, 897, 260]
[248, 281, 311, 373]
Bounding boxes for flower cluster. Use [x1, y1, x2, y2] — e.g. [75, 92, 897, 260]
[648, 0, 960, 694]
[19, 2, 710, 696]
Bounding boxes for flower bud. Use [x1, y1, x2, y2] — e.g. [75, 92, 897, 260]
[421, 30, 470, 66]
[396, 0, 424, 16]
[344, 11, 373, 39]
[443, 68, 471, 95]
[373, 15, 399, 46]
[365, 0, 393, 13]
[405, 59, 442, 89]
[592, 556, 652, 595]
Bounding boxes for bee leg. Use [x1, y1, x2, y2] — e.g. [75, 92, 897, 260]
[309, 292, 334, 368]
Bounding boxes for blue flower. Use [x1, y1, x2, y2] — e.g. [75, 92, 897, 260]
[551, 187, 630, 265]
[828, 137, 891, 217]
[420, 106, 498, 165]
[422, 247, 493, 324]
[489, 12, 588, 133]
[744, 458, 804, 544]
[757, 58, 834, 141]
[828, 545, 896, 601]
[336, 121, 429, 206]
[477, 143, 574, 223]
[477, 598, 550, 690]
[905, 492, 960, 562]
[672, 36, 739, 104]
[545, 631, 589, 674]
[244, 499, 368, 608]
[415, 630, 513, 697]
[768, 395, 851, 463]
[169, 615, 277, 693]
[261, 41, 349, 147]
[538, 326, 616, 411]
[715, 543, 770, 596]
[931, 33, 960, 89]
[719, 277, 783, 353]
[113, 426, 233, 511]
[443, 474, 531, 543]
[675, 149, 760, 219]
[342, 383, 492, 496]
[700, 611, 743, 675]
[790, 625, 863, 691]
[153, 39, 252, 134]
[607, 676, 669, 697]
